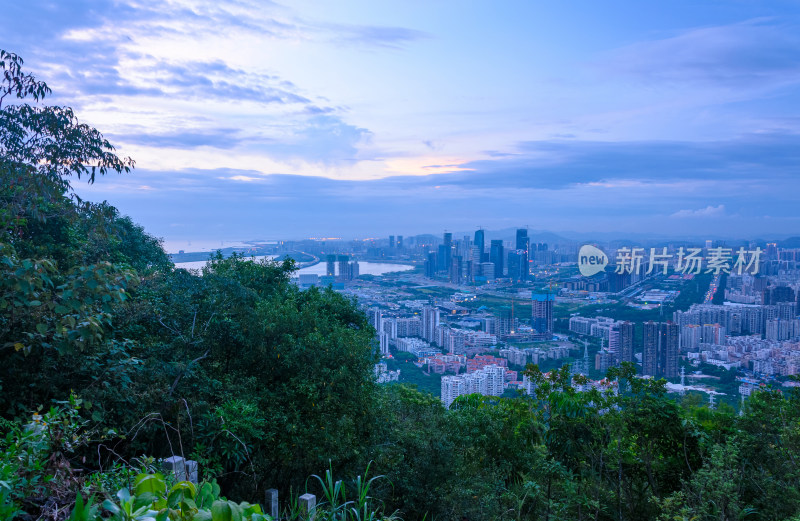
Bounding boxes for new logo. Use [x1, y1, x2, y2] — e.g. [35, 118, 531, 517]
[578, 244, 608, 277]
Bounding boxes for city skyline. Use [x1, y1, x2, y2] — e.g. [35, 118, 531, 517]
[6, 1, 800, 243]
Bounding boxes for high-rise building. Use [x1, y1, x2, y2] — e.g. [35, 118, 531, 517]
[369, 308, 382, 334]
[490, 240, 504, 278]
[680, 324, 702, 351]
[424, 252, 437, 278]
[422, 306, 440, 344]
[397, 235, 403, 249]
[450, 256, 463, 285]
[491, 311, 518, 336]
[515, 229, 529, 281]
[778, 301, 797, 321]
[389, 235, 395, 249]
[608, 271, 631, 292]
[595, 350, 614, 373]
[437, 244, 448, 272]
[440, 364, 506, 407]
[531, 294, 554, 335]
[701, 323, 726, 345]
[474, 229, 485, 262]
[381, 317, 397, 340]
[326, 254, 336, 277]
[764, 285, 795, 305]
[643, 321, 679, 378]
[508, 250, 527, 282]
[617, 321, 635, 364]
[379, 333, 390, 356]
[470, 246, 481, 281]
[442, 232, 453, 272]
[441, 375, 467, 408]
[460, 236, 471, 258]
[338, 255, 351, 281]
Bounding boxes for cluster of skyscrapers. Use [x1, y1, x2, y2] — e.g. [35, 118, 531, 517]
[325, 254, 360, 282]
[569, 316, 679, 378]
[423, 229, 548, 284]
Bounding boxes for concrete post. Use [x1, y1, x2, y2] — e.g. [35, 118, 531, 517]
[162, 456, 199, 483]
[265, 489, 279, 519]
[184, 459, 198, 483]
[298, 493, 316, 520]
[163, 456, 185, 480]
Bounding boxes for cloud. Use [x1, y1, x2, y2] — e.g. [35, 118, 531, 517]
[115, 128, 243, 149]
[671, 205, 727, 218]
[253, 115, 372, 165]
[227, 175, 261, 182]
[150, 60, 312, 104]
[450, 133, 800, 190]
[3, 0, 402, 168]
[330, 24, 430, 48]
[422, 140, 443, 151]
[72, 126, 800, 241]
[602, 19, 800, 87]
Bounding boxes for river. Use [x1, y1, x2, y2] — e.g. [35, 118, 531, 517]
[174, 256, 414, 276]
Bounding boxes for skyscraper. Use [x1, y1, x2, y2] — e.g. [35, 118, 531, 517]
[764, 285, 795, 305]
[389, 235, 395, 249]
[338, 255, 352, 281]
[369, 308, 383, 334]
[508, 250, 527, 282]
[470, 246, 482, 279]
[397, 235, 403, 249]
[490, 240, 504, 278]
[531, 294, 554, 335]
[326, 254, 336, 277]
[437, 244, 448, 272]
[617, 321, 635, 364]
[474, 229, 485, 262]
[449, 255, 463, 285]
[422, 306, 440, 343]
[443, 232, 453, 272]
[643, 321, 679, 378]
[424, 252, 437, 278]
[516, 229, 529, 281]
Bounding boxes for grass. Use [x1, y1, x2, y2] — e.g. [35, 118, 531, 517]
[404, 286, 457, 300]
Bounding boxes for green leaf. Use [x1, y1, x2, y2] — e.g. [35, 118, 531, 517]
[210, 500, 233, 521]
[102, 499, 121, 515]
[116, 487, 132, 504]
[135, 473, 166, 496]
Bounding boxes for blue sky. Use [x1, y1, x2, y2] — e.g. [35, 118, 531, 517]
[5, 0, 800, 249]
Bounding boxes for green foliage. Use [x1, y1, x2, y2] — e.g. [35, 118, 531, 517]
[0, 393, 104, 519]
[309, 462, 400, 521]
[1, 49, 168, 417]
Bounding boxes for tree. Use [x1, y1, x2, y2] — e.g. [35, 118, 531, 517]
[0, 50, 152, 414]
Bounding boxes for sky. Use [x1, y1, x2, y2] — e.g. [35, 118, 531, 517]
[5, 0, 800, 250]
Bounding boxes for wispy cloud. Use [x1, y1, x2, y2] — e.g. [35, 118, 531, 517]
[671, 205, 726, 218]
[113, 128, 243, 149]
[602, 19, 800, 87]
[329, 24, 431, 48]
